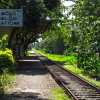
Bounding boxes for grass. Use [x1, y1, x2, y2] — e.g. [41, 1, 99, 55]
[28, 50, 72, 100]
[0, 49, 16, 93]
[64, 65, 100, 88]
[31, 49, 77, 64]
[33, 49, 100, 88]
[50, 88, 71, 100]
[0, 72, 15, 92]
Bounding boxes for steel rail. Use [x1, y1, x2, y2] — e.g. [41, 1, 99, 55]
[36, 54, 100, 100]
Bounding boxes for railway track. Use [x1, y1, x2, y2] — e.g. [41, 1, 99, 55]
[37, 55, 100, 100]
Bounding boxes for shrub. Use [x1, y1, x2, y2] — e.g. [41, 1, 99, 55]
[78, 52, 100, 79]
[0, 48, 15, 92]
[0, 48, 15, 74]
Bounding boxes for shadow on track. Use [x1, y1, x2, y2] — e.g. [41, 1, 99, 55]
[0, 92, 48, 100]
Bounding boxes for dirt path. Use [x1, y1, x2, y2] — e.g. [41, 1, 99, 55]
[5, 58, 59, 100]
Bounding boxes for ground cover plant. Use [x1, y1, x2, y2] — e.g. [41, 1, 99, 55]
[0, 49, 15, 93]
[33, 49, 100, 87]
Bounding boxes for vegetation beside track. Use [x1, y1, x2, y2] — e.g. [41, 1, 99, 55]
[28, 50, 72, 100]
[51, 88, 71, 100]
[0, 49, 15, 94]
[31, 49, 100, 88]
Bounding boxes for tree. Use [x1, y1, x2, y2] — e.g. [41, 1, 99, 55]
[72, 0, 100, 78]
[0, 0, 62, 58]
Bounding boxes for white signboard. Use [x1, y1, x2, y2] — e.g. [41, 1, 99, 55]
[0, 9, 23, 27]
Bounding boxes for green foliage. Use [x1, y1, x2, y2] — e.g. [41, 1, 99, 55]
[0, 34, 8, 49]
[51, 88, 71, 100]
[0, 48, 15, 73]
[0, 71, 15, 91]
[0, 0, 62, 59]
[38, 20, 70, 54]
[33, 49, 77, 65]
[78, 52, 100, 78]
[0, 0, 61, 28]
[0, 0, 16, 8]
[0, 49, 15, 92]
[34, 0, 100, 80]
[39, 26, 65, 54]
[64, 64, 100, 87]
[72, 0, 100, 79]
[33, 49, 100, 87]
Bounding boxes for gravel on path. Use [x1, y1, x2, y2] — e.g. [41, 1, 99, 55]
[4, 59, 59, 100]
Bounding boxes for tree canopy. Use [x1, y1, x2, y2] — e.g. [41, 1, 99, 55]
[35, 0, 100, 79]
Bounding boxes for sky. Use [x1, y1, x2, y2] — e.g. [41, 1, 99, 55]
[37, 1, 75, 42]
[62, 1, 75, 7]
[61, 1, 75, 18]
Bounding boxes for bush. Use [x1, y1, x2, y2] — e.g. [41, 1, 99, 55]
[78, 52, 100, 79]
[0, 48, 15, 73]
[0, 49, 15, 92]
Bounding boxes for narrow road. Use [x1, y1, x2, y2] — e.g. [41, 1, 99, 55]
[5, 56, 59, 100]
